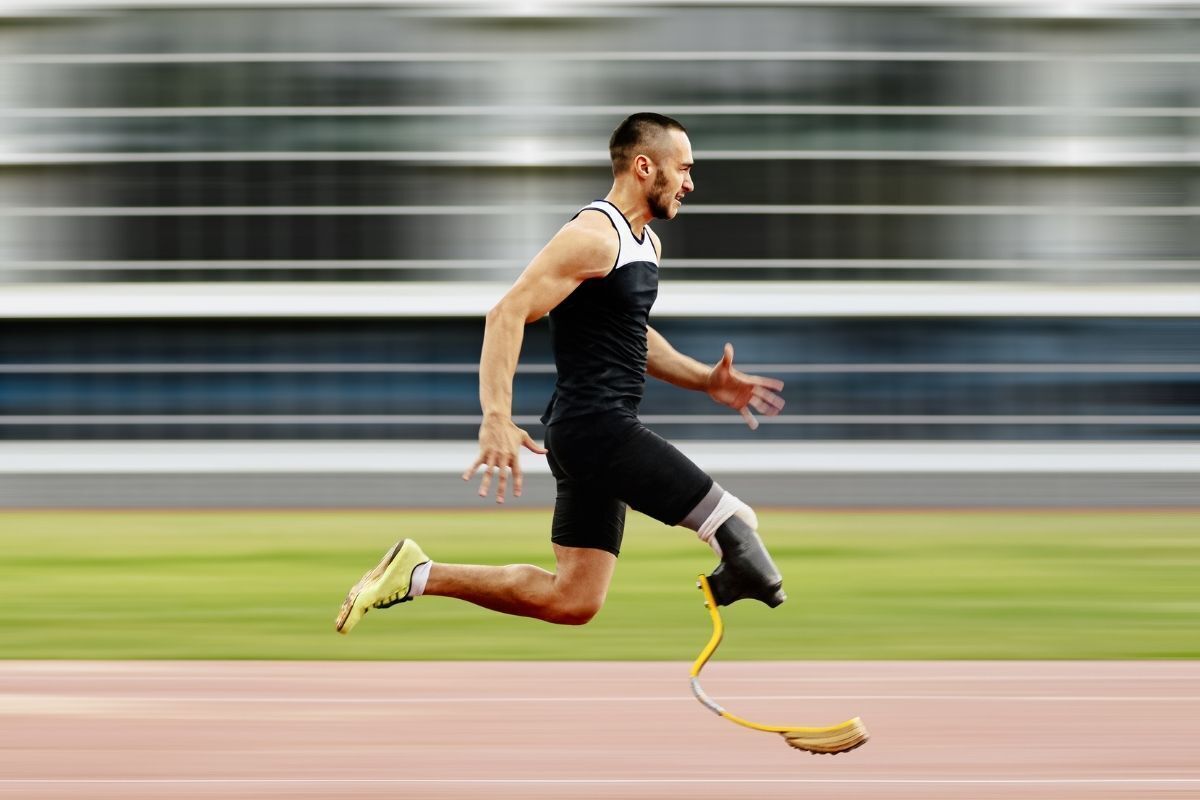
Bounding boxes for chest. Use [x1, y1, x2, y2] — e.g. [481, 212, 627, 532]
[576, 260, 659, 321]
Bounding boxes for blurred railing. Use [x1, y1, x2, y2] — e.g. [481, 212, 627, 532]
[2, 314, 1197, 441]
[0, 1, 1197, 466]
[0, 1, 1197, 284]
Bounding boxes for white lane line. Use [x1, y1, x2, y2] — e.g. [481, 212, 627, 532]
[3, 778, 1198, 785]
[5, 694, 1199, 704]
[4, 672, 1195, 683]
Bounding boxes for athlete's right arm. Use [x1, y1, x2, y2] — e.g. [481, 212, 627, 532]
[462, 212, 618, 504]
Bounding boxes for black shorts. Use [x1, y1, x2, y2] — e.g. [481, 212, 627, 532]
[544, 410, 714, 557]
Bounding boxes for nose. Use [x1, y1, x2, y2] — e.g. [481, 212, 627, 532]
[683, 174, 695, 194]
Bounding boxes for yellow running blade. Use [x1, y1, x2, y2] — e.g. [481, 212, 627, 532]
[691, 574, 869, 755]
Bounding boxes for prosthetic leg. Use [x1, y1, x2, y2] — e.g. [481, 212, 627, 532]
[690, 574, 869, 754]
[705, 514, 787, 608]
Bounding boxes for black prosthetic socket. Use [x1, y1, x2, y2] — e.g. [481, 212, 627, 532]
[706, 515, 786, 608]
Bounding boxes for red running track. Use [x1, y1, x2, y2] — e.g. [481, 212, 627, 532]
[1, 661, 1198, 799]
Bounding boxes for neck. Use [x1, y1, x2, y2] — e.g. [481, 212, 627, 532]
[604, 183, 652, 236]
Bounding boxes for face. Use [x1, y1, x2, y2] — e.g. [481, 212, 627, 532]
[645, 129, 695, 220]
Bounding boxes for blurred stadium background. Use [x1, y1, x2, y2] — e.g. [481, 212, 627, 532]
[0, 0, 1197, 509]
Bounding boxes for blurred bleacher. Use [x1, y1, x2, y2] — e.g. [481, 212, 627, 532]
[1, 0, 1197, 507]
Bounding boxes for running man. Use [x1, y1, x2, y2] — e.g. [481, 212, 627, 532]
[337, 113, 787, 634]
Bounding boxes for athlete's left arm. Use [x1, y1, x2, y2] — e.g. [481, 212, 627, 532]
[643, 227, 785, 429]
[646, 328, 786, 430]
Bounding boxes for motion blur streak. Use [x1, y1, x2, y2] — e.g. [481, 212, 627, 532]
[0, 1, 1196, 505]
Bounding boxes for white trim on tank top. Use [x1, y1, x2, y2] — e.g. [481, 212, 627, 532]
[584, 200, 659, 271]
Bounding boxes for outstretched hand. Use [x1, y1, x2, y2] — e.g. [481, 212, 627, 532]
[705, 343, 786, 430]
[462, 414, 548, 504]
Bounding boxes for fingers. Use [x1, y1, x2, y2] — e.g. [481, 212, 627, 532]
[739, 406, 759, 430]
[463, 457, 501, 500]
[749, 396, 773, 415]
[466, 425, 544, 503]
[522, 432, 548, 455]
[495, 466, 508, 505]
[721, 344, 786, 396]
[511, 430, 545, 499]
[746, 384, 784, 422]
[461, 458, 484, 482]
[477, 465, 494, 498]
[464, 453, 524, 503]
[750, 375, 785, 392]
[469, 462, 513, 503]
[751, 384, 786, 415]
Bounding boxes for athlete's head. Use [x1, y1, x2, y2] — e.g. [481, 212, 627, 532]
[609, 112, 694, 220]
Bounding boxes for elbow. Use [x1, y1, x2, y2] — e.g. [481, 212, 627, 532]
[485, 301, 512, 328]
[487, 299, 539, 327]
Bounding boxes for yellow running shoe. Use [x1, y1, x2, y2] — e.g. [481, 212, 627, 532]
[335, 539, 430, 635]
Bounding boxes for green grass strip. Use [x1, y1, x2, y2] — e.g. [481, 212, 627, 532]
[2, 509, 1197, 660]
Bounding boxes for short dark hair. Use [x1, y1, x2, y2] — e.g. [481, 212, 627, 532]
[608, 112, 687, 174]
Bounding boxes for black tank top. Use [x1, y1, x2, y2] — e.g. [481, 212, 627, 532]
[541, 200, 660, 425]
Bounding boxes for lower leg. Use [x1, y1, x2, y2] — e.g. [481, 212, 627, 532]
[424, 562, 572, 622]
[423, 545, 616, 625]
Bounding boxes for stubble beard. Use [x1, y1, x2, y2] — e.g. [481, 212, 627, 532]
[647, 171, 675, 220]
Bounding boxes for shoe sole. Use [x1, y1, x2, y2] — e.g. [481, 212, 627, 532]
[335, 539, 408, 635]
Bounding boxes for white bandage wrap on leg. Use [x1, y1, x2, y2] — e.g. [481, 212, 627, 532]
[409, 560, 432, 598]
[696, 492, 758, 558]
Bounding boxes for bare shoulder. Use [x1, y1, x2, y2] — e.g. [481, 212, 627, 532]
[645, 226, 662, 260]
[546, 209, 620, 280]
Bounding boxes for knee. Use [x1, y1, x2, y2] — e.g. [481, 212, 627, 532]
[545, 593, 604, 626]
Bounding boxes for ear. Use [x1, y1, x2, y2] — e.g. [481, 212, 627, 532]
[634, 153, 654, 178]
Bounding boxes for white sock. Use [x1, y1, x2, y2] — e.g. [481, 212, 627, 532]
[695, 492, 749, 558]
[409, 560, 432, 598]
